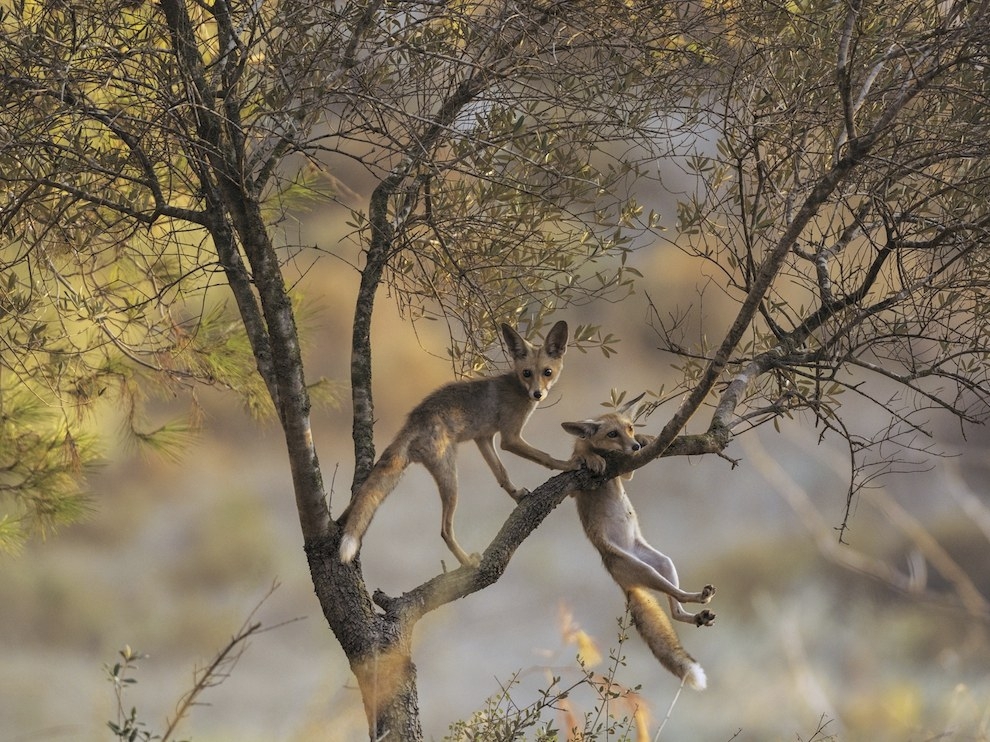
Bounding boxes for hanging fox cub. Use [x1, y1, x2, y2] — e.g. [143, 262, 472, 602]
[338, 321, 574, 567]
[563, 403, 716, 690]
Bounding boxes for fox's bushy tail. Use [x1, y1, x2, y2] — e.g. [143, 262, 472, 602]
[626, 587, 706, 690]
[338, 436, 411, 563]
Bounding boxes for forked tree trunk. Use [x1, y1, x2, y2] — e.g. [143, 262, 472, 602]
[306, 533, 424, 741]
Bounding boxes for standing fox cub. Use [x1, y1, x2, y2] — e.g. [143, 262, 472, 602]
[339, 321, 574, 567]
[563, 404, 716, 690]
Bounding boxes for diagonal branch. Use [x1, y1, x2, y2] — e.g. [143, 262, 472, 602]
[640, 137, 875, 464]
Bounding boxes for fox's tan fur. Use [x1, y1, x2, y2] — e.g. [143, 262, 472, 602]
[339, 321, 573, 567]
[563, 407, 716, 690]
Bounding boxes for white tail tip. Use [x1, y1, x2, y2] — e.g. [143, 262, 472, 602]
[339, 534, 359, 563]
[684, 662, 707, 690]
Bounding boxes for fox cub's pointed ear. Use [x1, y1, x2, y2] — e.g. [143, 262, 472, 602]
[562, 420, 599, 438]
[501, 323, 532, 360]
[543, 320, 569, 358]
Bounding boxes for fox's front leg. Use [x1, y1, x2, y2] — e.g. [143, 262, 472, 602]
[573, 450, 607, 474]
[575, 433, 653, 476]
[500, 431, 574, 471]
[476, 436, 528, 500]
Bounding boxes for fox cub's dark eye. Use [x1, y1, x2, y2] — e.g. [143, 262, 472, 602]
[543, 368, 553, 377]
[523, 369, 532, 378]
[607, 431, 618, 438]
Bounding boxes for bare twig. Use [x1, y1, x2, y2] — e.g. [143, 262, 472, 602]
[162, 581, 302, 741]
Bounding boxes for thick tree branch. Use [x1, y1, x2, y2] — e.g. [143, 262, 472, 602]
[350, 163, 411, 493]
[205, 201, 277, 398]
[640, 141, 871, 465]
[162, 0, 330, 541]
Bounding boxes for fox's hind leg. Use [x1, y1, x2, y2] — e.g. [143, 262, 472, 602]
[423, 446, 480, 568]
[476, 435, 526, 499]
[632, 539, 716, 626]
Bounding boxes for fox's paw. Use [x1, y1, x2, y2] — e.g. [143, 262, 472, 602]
[695, 609, 716, 627]
[700, 584, 716, 603]
[578, 453, 607, 474]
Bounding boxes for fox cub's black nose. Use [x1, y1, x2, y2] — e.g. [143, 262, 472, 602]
[533, 391, 543, 400]
[632, 443, 641, 451]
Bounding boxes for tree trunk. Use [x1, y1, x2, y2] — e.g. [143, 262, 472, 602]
[305, 533, 424, 741]
[351, 637, 422, 741]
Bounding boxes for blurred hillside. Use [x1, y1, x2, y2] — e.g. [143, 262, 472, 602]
[1, 202, 989, 742]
